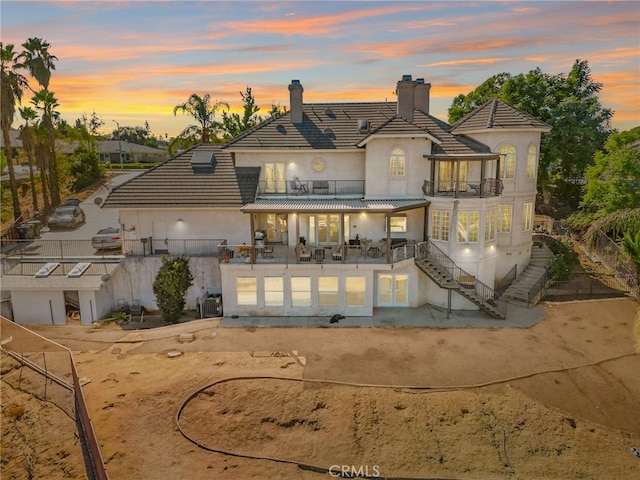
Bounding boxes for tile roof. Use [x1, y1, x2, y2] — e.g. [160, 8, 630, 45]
[102, 144, 257, 209]
[450, 99, 552, 134]
[241, 198, 429, 213]
[226, 101, 496, 157]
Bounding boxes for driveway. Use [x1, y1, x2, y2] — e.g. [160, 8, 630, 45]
[41, 170, 145, 241]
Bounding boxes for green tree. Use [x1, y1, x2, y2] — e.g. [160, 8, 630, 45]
[31, 88, 61, 206]
[1, 42, 28, 221]
[152, 255, 194, 323]
[108, 122, 158, 148]
[449, 60, 613, 215]
[172, 93, 228, 150]
[18, 106, 39, 212]
[221, 86, 261, 139]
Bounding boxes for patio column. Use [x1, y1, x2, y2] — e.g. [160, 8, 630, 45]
[250, 213, 256, 263]
[429, 158, 436, 195]
[480, 158, 486, 197]
[386, 212, 391, 263]
[454, 160, 460, 197]
[295, 213, 300, 262]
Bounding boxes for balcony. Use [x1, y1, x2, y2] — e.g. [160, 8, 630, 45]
[256, 179, 365, 198]
[421, 178, 503, 198]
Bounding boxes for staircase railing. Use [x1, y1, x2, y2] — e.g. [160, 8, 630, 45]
[416, 240, 507, 317]
[496, 264, 517, 296]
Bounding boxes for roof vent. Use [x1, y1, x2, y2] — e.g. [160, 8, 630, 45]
[401, 74, 412, 81]
[324, 108, 336, 119]
[323, 127, 335, 139]
[190, 150, 216, 172]
[68, 262, 91, 278]
[357, 119, 370, 133]
[35, 262, 59, 278]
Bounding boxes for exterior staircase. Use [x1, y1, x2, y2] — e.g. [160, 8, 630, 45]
[502, 245, 554, 305]
[415, 241, 506, 319]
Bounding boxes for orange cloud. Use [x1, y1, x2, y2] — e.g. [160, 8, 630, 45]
[423, 58, 511, 67]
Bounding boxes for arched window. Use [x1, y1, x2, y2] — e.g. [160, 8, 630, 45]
[526, 144, 537, 178]
[389, 148, 405, 176]
[497, 144, 516, 179]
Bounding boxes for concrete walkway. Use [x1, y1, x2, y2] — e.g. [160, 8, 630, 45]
[220, 301, 545, 328]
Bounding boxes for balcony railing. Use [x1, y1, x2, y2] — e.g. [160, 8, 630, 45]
[421, 178, 503, 198]
[1, 237, 415, 265]
[256, 179, 365, 197]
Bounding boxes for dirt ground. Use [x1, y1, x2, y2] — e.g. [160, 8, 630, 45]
[2, 298, 640, 479]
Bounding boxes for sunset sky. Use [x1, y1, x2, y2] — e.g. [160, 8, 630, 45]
[2, 1, 638, 138]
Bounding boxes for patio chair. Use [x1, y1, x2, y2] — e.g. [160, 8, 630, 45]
[332, 245, 343, 261]
[298, 244, 311, 262]
[290, 178, 308, 194]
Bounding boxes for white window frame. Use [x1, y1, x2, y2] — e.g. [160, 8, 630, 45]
[431, 210, 450, 241]
[378, 273, 409, 306]
[498, 144, 516, 179]
[236, 277, 257, 306]
[526, 144, 537, 178]
[346, 277, 366, 306]
[389, 148, 405, 177]
[291, 276, 311, 307]
[522, 202, 533, 232]
[485, 209, 496, 241]
[264, 276, 284, 307]
[457, 210, 479, 243]
[318, 277, 339, 306]
[498, 204, 513, 233]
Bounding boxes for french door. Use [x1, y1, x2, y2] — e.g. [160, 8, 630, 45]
[438, 161, 467, 192]
[264, 162, 286, 193]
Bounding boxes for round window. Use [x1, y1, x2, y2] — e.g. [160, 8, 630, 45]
[312, 158, 325, 172]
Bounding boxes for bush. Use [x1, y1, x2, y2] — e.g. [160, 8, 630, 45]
[152, 255, 193, 323]
[548, 236, 579, 281]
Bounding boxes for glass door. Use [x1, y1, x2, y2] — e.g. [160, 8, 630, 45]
[264, 162, 286, 193]
[310, 214, 341, 245]
[438, 161, 467, 192]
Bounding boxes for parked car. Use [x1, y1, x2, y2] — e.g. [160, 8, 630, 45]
[92, 227, 122, 250]
[48, 205, 86, 229]
[62, 198, 81, 207]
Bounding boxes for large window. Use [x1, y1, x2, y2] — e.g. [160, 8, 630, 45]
[458, 211, 479, 243]
[264, 162, 286, 193]
[388, 215, 407, 233]
[291, 277, 311, 307]
[522, 202, 533, 231]
[498, 204, 512, 233]
[431, 210, 450, 241]
[264, 277, 284, 307]
[485, 210, 497, 241]
[378, 274, 408, 306]
[236, 277, 257, 306]
[498, 144, 516, 179]
[318, 277, 339, 306]
[438, 161, 467, 191]
[346, 277, 366, 306]
[526, 144, 537, 178]
[389, 148, 405, 176]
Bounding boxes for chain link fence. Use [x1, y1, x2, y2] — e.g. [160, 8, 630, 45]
[1, 317, 109, 480]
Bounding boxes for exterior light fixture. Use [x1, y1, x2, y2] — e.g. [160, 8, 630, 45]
[177, 219, 183, 224]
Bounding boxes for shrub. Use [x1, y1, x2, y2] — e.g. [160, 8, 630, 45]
[152, 255, 193, 323]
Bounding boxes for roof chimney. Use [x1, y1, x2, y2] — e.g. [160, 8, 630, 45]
[396, 74, 416, 122]
[288, 80, 304, 124]
[415, 78, 431, 115]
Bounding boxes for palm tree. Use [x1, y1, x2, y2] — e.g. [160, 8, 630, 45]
[18, 106, 39, 213]
[1, 42, 28, 221]
[31, 88, 61, 206]
[18, 37, 57, 90]
[173, 93, 228, 144]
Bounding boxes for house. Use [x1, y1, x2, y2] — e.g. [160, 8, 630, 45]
[102, 75, 550, 320]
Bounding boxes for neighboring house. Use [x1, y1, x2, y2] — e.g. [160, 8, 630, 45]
[97, 140, 167, 164]
[101, 74, 550, 319]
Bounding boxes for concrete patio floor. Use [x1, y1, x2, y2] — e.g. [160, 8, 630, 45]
[220, 301, 546, 328]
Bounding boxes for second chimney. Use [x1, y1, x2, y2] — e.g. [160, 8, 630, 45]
[396, 74, 416, 122]
[415, 78, 431, 115]
[289, 80, 304, 124]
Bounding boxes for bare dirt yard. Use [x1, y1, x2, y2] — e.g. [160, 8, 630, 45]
[3, 298, 640, 479]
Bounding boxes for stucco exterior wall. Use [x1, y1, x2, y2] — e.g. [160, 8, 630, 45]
[364, 137, 431, 198]
[110, 256, 221, 313]
[11, 290, 66, 325]
[119, 209, 250, 246]
[234, 150, 365, 182]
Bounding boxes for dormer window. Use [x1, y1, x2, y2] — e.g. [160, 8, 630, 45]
[389, 148, 405, 176]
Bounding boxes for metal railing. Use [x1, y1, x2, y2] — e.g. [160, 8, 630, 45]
[416, 240, 507, 317]
[123, 238, 227, 257]
[496, 264, 517, 296]
[421, 178, 503, 197]
[2, 239, 122, 259]
[256, 179, 365, 197]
